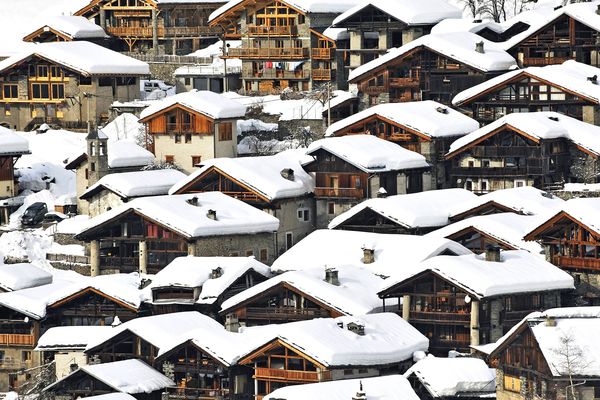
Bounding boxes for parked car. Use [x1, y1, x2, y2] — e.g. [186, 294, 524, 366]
[43, 211, 67, 224]
[21, 202, 48, 226]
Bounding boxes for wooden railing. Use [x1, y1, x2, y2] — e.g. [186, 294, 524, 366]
[106, 26, 157, 38]
[553, 255, 600, 271]
[361, 85, 386, 95]
[225, 47, 309, 59]
[254, 70, 309, 79]
[314, 187, 364, 199]
[312, 48, 335, 59]
[245, 307, 330, 321]
[390, 77, 420, 87]
[523, 56, 570, 66]
[247, 25, 297, 36]
[223, 191, 262, 202]
[409, 311, 471, 323]
[312, 69, 332, 80]
[167, 387, 229, 399]
[0, 333, 35, 346]
[254, 367, 331, 382]
[164, 26, 217, 37]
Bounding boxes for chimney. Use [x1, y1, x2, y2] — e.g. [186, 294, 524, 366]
[280, 168, 295, 181]
[207, 209, 217, 220]
[485, 244, 501, 262]
[362, 247, 375, 264]
[545, 316, 557, 327]
[225, 313, 240, 332]
[588, 74, 598, 84]
[475, 41, 485, 54]
[377, 187, 388, 198]
[597, 4, 600, 15]
[70, 363, 79, 373]
[436, 106, 449, 114]
[347, 322, 366, 336]
[187, 196, 199, 206]
[352, 381, 367, 400]
[211, 267, 223, 279]
[325, 267, 340, 286]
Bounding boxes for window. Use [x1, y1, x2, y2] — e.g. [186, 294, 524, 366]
[343, 369, 353, 376]
[90, 162, 96, 172]
[297, 208, 310, 222]
[184, 77, 191, 85]
[175, 134, 182, 143]
[465, 179, 473, 191]
[514, 179, 526, 188]
[37, 65, 48, 78]
[185, 133, 192, 143]
[482, 159, 490, 168]
[4, 104, 10, 116]
[51, 83, 65, 99]
[246, 250, 254, 257]
[481, 180, 488, 192]
[504, 375, 521, 393]
[260, 248, 268, 262]
[50, 66, 62, 79]
[468, 160, 474, 168]
[80, 76, 92, 85]
[327, 202, 335, 215]
[85, 168, 89, 179]
[3, 84, 17, 99]
[98, 77, 112, 86]
[219, 122, 233, 141]
[286, 232, 293, 250]
[31, 83, 49, 99]
[22, 351, 32, 362]
[191, 156, 202, 166]
[165, 155, 174, 164]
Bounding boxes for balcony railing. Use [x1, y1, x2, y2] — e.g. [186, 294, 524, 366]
[553, 255, 600, 271]
[523, 56, 571, 66]
[313, 187, 364, 199]
[164, 26, 217, 37]
[252, 70, 309, 79]
[389, 77, 420, 87]
[361, 85, 386, 95]
[312, 69, 332, 80]
[244, 307, 330, 321]
[409, 311, 471, 323]
[0, 333, 35, 346]
[312, 48, 335, 59]
[225, 47, 309, 59]
[247, 25, 297, 36]
[254, 367, 332, 382]
[167, 387, 229, 399]
[106, 26, 157, 38]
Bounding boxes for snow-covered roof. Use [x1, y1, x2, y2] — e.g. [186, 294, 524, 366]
[349, 32, 517, 82]
[431, 18, 502, 35]
[453, 61, 600, 106]
[332, 0, 461, 27]
[323, 27, 349, 41]
[0, 41, 149, 76]
[220, 266, 392, 316]
[271, 229, 473, 277]
[447, 111, 600, 157]
[328, 189, 479, 230]
[0, 274, 144, 319]
[322, 90, 357, 112]
[100, 113, 143, 142]
[0, 263, 53, 291]
[426, 213, 545, 255]
[325, 101, 479, 138]
[139, 90, 246, 121]
[72, 394, 136, 400]
[81, 169, 187, 200]
[46, 359, 175, 394]
[526, 197, 600, 237]
[107, 140, 156, 168]
[147, 256, 271, 305]
[209, 0, 362, 23]
[265, 375, 420, 400]
[77, 192, 279, 240]
[380, 250, 574, 299]
[26, 16, 108, 40]
[449, 186, 564, 218]
[306, 135, 429, 173]
[36, 326, 113, 351]
[169, 150, 313, 201]
[242, 313, 429, 367]
[0, 127, 29, 155]
[404, 356, 496, 398]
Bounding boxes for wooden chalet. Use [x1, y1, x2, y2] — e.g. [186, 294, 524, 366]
[504, 2, 600, 68]
[445, 112, 600, 193]
[74, 0, 226, 54]
[484, 308, 600, 400]
[452, 61, 600, 125]
[139, 90, 246, 174]
[348, 32, 516, 108]
[0, 41, 148, 132]
[209, 0, 357, 94]
[378, 248, 573, 355]
[23, 16, 109, 44]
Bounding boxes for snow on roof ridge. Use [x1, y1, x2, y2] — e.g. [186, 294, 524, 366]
[81, 169, 187, 199]
[139, 89, 246, 120]
[33, 15, 109, 40]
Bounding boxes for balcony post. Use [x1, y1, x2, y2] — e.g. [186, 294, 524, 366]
[99, 9, 107, 30]
[187, 242, 196, 256]
[470, 299, 480, 347]
[402, 295, 410, 321]
[152, 9, 159, 52]
[90, 240, 100, 277]
[139, 240, 148, 274]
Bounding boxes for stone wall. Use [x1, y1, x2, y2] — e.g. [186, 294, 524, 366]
[192, 232, 277, 265]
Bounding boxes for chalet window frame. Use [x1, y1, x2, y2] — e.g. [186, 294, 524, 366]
[2, 84, 18, 100]
[219, 122, 233, 141]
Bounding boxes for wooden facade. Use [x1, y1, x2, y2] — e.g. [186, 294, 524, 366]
[449, 201, 521, 222]
[444, 226, 517, 254]
[75, 0, 226, 53]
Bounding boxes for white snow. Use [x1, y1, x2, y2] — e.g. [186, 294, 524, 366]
[220, 266, 394, 316]
[147, 256, 271, 305]
[528, 197, 600, 237]
[0, 263, 53, 291]
[405, 356, 496, 397]
[82, 169, 187, 200]
[77, 192, 280, 240]
[52, 215, 90, 234]
[223, 92, 325, 121]
[271, 229, 472, 277]
[107, 140, 155, 169]
[325, 101, 479, 138]
[431, 18, 502, 35]
[307, 135, 429, 172]
[169, 149, 314, 201]
[381, 250, 574, 299]
[322, 90, 357, 112]
[100, 114, 144, 143]
[0, 41, 149, 76]
[333, 0, 461, 27]
[0, 127, 30, 155]
[448, 111, 600, 157]
[36, 325, 113, 350]
[265, 375, 420, 400]
[349, 32, 517, 82]
[329, 189, 479, 230]
[139, 90, 246, 121]
[237, 119, 278, 133]
[27, 16, 108, 40]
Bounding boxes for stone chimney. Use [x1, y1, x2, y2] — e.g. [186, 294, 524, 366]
[325, 267, 340, 286]
[377, 187, 388, 198]
[475, 41, 485, 54]
[225, 313, 240, 332]
[545, 316, 557, 327]
[280, 168, 295, 181]
[186, 196, 199, 206]
[485, 244, 501, 262]
[362, 247, 375, 264]
[207, 209, 217, 220]
[352, 381, 367, 400]
[347, 322, 365, 336]
[211, 267, 223, 279]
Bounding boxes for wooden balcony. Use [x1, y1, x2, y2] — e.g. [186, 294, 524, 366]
[106, 26, 157, 38]
[390, 77, 420, 88]
[247, 25, 297, 36]
[252, 70, 309, 79]
[164, 26, 216, 37]
[167, 387, 229, 400]
[553, 255, 600, 271]
[312, 48, 335, 59]
[312, 69, 332, 80]
[254, 367, 332, 382]
[409, 311, 471, 324]
[523, 56, 571, 66]
[244, 307, 330, 321]
[361, 85, 386, 95]
[0, 333, 35, 346]
[224, 47, 309, 59]
[313, 187, 364, 199]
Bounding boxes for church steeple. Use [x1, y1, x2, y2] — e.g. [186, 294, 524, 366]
[86, 128, 109, 186]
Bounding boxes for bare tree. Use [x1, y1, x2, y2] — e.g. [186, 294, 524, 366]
[552, 332, 593, 400]
[456, 0, 483, 18]
[570, 155, 600, 184]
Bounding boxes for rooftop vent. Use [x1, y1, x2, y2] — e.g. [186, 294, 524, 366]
[436, 106, 449, 114]
[554, 5, 563, 10]
[280, 168, 295, 181]
[325, 267, 340, 286]
[377, 187, 387, 198]
[546, 316, 557, 327]
[187, 196, 199, 206]
[588, 74, 598, 84]
[473, 19, 483, 23]
[352, 381, 367, 400]
[362, 247, 375, 264]
[347, 321, 366, 336]
[485, 244, 501, 262]
[207, 209, 217, 220]
[211, 267, 223, 279]
[548, 116, 560, 122]
[475, 41, 485, 54]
